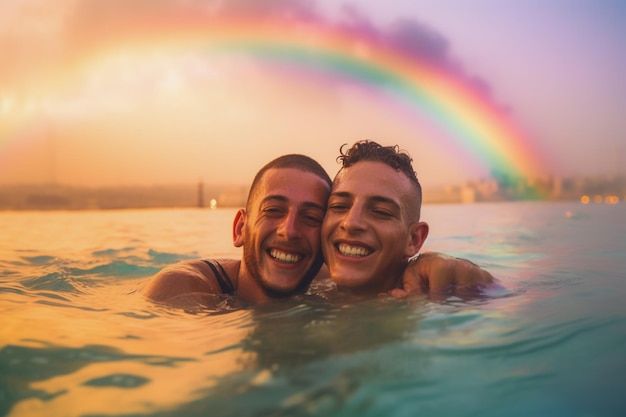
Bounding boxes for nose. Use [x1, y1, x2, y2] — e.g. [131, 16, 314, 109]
[340, 203, 366, 232]
[276, 210, 301, 240]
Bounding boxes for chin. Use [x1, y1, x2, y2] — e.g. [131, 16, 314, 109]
[263, 275, 301, 292]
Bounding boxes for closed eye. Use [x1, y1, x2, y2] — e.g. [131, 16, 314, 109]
[262, 206, 285, 217]
[328, 198, 351, 212]
[328, 204, 349, 212]
[302, 214, 323, 226]
[369, 202, 399, 218]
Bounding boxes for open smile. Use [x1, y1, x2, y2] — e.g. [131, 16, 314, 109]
[268, 248, 303, 264]
[336, 243, 373, 258]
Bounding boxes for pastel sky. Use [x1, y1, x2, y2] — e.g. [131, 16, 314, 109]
[1, 0, 624, 188]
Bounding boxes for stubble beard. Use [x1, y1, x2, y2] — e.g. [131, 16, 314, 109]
[242, 238, 323, 299]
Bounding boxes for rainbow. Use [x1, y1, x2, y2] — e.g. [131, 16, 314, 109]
[3, 14, 549, 179]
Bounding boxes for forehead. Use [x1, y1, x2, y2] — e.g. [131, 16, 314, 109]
[333, 161, 413, 202]
[253, 167, 330, 206]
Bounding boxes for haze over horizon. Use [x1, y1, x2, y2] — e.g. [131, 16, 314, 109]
[1, 0, 625, 188]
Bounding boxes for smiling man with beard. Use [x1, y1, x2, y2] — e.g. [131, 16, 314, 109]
[142, 154, 332, 305]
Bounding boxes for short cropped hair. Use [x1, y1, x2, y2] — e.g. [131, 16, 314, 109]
[246, 154, 332, 210]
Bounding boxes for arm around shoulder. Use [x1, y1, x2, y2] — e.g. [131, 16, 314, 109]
[400, 252, 497, 296]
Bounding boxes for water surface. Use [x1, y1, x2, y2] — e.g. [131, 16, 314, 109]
[1, 202, 625, 416]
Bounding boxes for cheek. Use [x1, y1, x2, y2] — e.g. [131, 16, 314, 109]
[251, 222, 273, 244]
[306, 227, 322, 247]
[382, 227, 407, 249]
[318, 223, 332, 247]
[321, 216, 335, 237]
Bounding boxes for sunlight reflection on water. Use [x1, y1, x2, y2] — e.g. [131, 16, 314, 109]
[1, 203, 625, 417]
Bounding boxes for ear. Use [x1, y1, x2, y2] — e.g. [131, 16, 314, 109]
[233, 209, 247, 247]
[404, 221, 429, 258]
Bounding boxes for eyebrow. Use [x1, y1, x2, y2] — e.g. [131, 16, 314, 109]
[330, 191, 401, 210]
[262, 195, 326, 212]
[329, 191, 353, 199]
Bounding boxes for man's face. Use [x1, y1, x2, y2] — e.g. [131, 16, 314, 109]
[321, 161, 426, 294]
[237, 168, 330, 297]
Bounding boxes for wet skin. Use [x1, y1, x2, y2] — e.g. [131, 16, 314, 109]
[321, 161, 428, 295]
[234, 168, 330, 300]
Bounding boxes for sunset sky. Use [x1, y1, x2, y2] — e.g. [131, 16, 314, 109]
[1, 0, 625, 188]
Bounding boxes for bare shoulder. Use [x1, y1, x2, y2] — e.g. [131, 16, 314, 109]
[141, 258, 239, 302]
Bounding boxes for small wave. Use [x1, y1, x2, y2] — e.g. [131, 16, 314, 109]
[116, 310, 159, 319]
[0, 284, 27, 297]
[82, 373, 150, 388]
[148, 292, 248, 315]
[21, 271, 79, 293]
[69, 260, 160, 279]
[148, 249, 195, 264]
[0, 343, 195, 374]
[415, 315, 620, 359]
[14, 259, 159, 303]
[21, 255, 57, 265]
[0, 341, 196, 417]
[419, 311, 484, 331]
[91, 247, 137, 257]
[35, 299, 106, 311]
[32, 291, 71, 302]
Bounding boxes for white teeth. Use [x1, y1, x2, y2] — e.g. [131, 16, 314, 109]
[270, 249, 302, 264]
[338, 243, 370, 257]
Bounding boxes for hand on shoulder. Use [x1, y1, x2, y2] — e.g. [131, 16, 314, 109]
[397, 252, 497, 297]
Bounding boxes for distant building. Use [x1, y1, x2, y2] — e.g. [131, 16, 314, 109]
[460, 186, 476, 204]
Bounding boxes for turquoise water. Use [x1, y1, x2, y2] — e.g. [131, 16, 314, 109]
[1, 202, 625, 416]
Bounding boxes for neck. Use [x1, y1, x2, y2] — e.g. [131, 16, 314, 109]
[235, 261, 281, 305]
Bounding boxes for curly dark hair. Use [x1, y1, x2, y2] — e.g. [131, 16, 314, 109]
[337, 140, 422, 191]
[336, 140, 423, 220]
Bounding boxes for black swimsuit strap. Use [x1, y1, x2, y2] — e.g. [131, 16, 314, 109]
[202, 260, 235, 295]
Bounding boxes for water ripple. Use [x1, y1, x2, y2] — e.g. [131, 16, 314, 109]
[418, 316, 621, 358]
[0, 343, 195, 416]
[21, 271, 78, 293]
[69, 260, 160, 279]
[82, 373, 150, 388]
